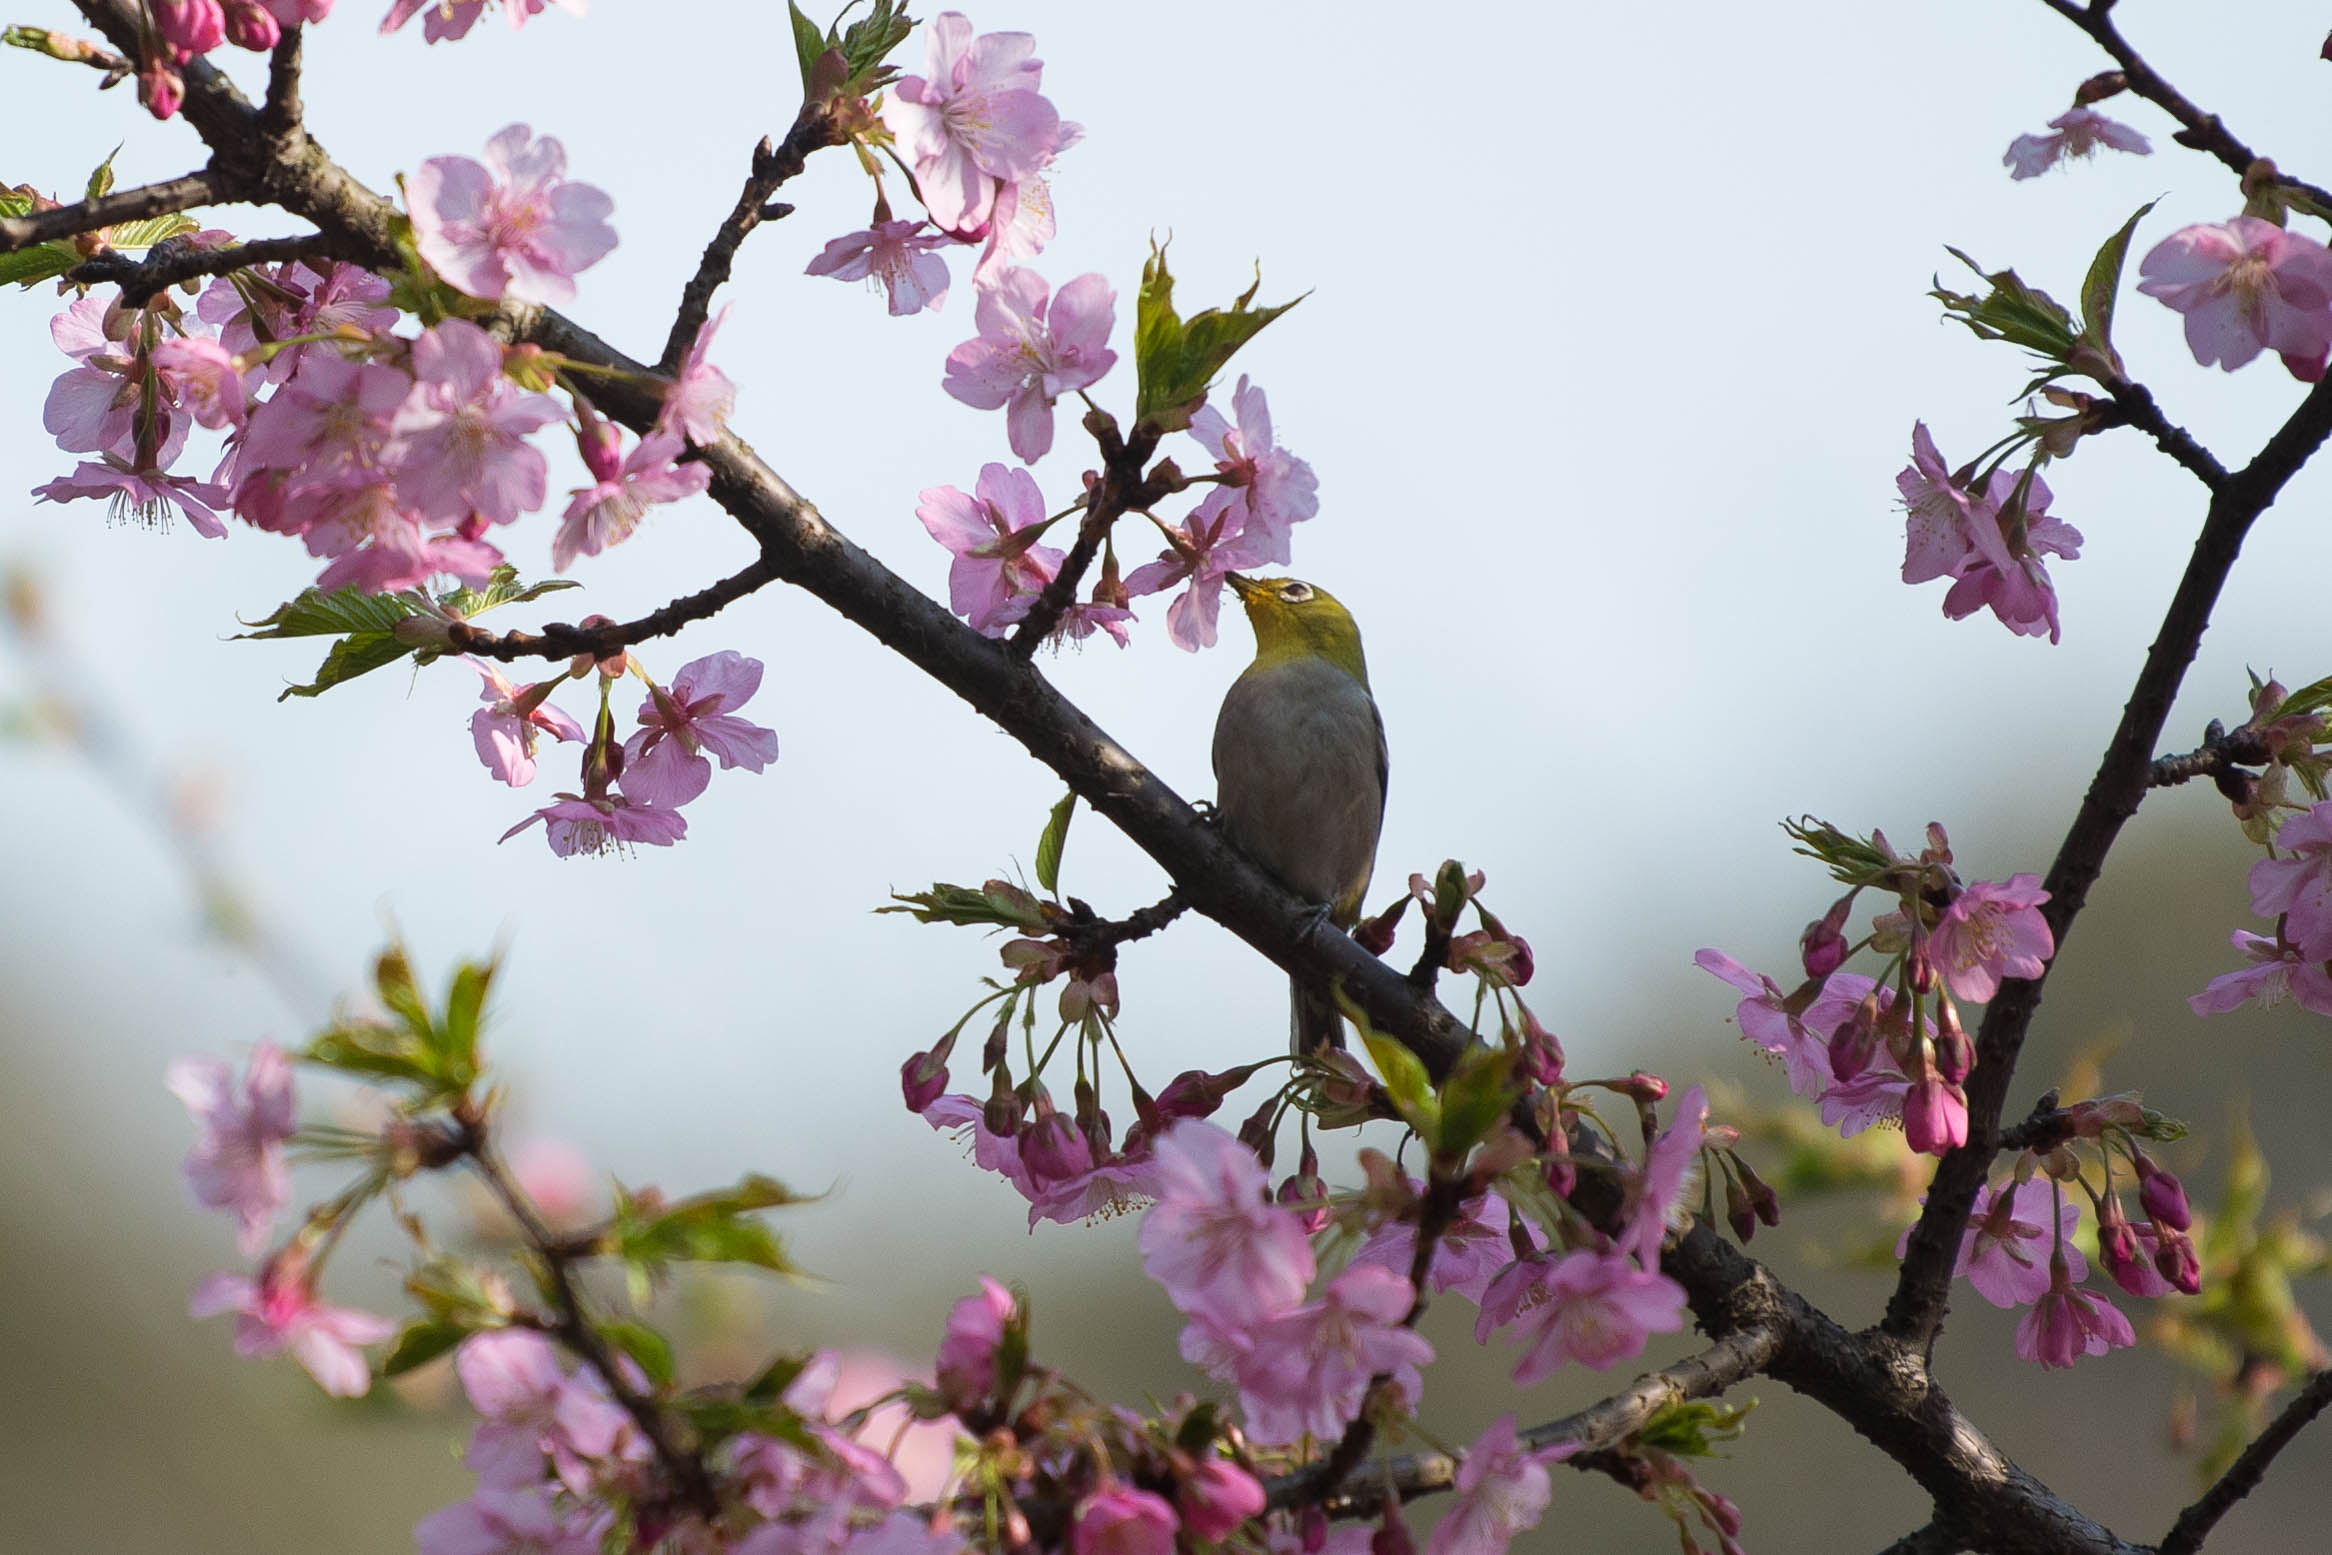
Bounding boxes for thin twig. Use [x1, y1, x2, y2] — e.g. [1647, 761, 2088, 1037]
[70, 231, 336, 303]
[1006, 414, 1169, 656]
[465, 1138, 720, 1520]
[2039, 0, 2332, 216]
[2103, 378, 2227, 490]
[2160, 1369, 2332, 1555]
[446, 555, 782, 662]
[658, 109, 841, 374]
[0, 168, 232, 253]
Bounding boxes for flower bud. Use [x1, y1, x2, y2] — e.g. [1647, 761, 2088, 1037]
[1933, 998, 1974, 1084]
[1018, 1091, 1092, 1188]
[1830, 991, 1882, 1082]
[2135, 1157, 2191, 1230]
[1515, 1004, 1565, 1086]
[1903, 1076, 1968, 1157]
[2153, 1225, 2202, 1294]
[1800, 894, 1854, 980]
[900, 1041, 951, 1114]
[933, 1276, 1016, 1413]
[219, 0, 280, 51]
[982, 1065, 1020, 1139]
[1353, 895, 1407, 956]
[1176, 1459, 1264, 1543]
[139, 55, 185, 119]
[1235, 1093, 1279, 1166]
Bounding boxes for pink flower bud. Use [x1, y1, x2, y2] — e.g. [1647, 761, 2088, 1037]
[2153, 1225, 2202, 1294]
[1516, 1005, 1565, 1086]
[220, 0, 279, 49]
[139, 55, 185, 118]
[576, 415, 626, 485]
[900, 1047, 950, 1115]
[1933, 999, 1975, 1083]
[934, 1275, 1015, 1411]
[1830, 991, 1882, 1081]
[1903, 1076, 1969, 1156]
[1175, 1459, 1263, 1542]
[1071, 1487, 1179, 1555]
[1019, 1093, 1093, 1188]
[1235, 1093, 1278, 1166]
[155, 0, 226, 54]
[2136, 1157, 2192, 1230]
[1800, 895, 1853, 979]
[1353, 895, 1406, 956]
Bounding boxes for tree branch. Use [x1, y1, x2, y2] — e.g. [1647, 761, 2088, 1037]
[2159, 1368, 2332, 1555]
[659, 107, 840, 375]
[0, 168, 233, 252]
[445, 555, 782, 663]
[1886, 370, 2332, 1350]
[2039, 0, 2332, 215]
[2102, 378, 2226, 491]
[69, 231, 337, 303]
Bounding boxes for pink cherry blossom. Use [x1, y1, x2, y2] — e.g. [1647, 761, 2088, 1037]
[407, 124, 616, 304]
[553, 429, 709, 570]
[1140, 1120, 1314, 1327]
[1177, 1459, 1264, 1542]
[1623, 1085, 1707, 1270]
[1028, 1153, 1160, 1228]
[1928, 875, 2053, 1002]
[2249, 801, 2332, 959]
[2138, 217, 2332, 380]
[1695, 951, 1849, 1098]
[149, 337, 250, 431]
[882, 12, 1066, 235]
[200, 260, 396, 383]
[454, 1328, 569, 1486]
[189, 1256, 394, 1396]
[304, 484, 505, 594]
[414, 1488, 606, 1555]
[165, 1042, 295, 1255]
[806, 221, 954, 316]
[1071, 1487, 1180, 1555]
[1898, 1177, 2082, 1310]
[1898, 424, 2083, 642]
[236, 350, 410, 485]
[468, 658, 584, 787]
[976, 162, 1068, 281]
[656, 305, 735, 446]
[942, 268, 1117, 463]
[34, 456, 231, 538]
[499, 793, 687, 855]
[1185, 377, 1318, 566]
[916, 462, 1065, 633]
[2190, 929, 2332, 1015]
[1427, 1415, 1579, 1555]
[2003, 108, 2151, 179]
[1475, 1248, 1686, 1383]
[1123, 502, 1272, 652]
[1219, 1264, 1432, 1445]
[934, 1276, 1015, 1409]
[1351, 1191, 1542, 1307]
[620, 650, 780, 809]
[2014, 1255, 2135, 1369]
[392, 319, 564, 527]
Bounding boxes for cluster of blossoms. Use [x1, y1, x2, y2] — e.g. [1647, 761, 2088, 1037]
[1895, 423, 2083, 643]
[168, 1043, 398, 1396]
[2194, 791, 2332, 1017]
[1899, 1109, 2201, 1370]
[1701, 821, 2054, 1159]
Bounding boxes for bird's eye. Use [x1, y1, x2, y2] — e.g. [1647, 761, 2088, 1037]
[1279, 582, 1314, 603]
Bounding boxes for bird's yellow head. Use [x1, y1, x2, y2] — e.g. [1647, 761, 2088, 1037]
[1226, 574, 1369, 686]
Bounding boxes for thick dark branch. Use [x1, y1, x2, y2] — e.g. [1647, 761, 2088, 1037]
[69, 231, 336, 304]
[259, 25, 303, 139]
[1887, 371, 2332, 1349]
[1875, 1523, 1963, 1555]
[2160, 1368, 2332, 1555]
[2041, 1, 2332, 213]
[2103, 378, 2227, 490]
[0, 169, 233, 253]
[446, 555, 782, 663]
[659, 109, 841, 374]
[2149, 718, 2271, 792]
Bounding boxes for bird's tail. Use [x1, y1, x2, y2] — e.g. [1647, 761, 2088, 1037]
[1290, 975, 1345, 1056]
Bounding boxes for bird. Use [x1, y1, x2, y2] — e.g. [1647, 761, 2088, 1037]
[1212, 573, 1387, 1054]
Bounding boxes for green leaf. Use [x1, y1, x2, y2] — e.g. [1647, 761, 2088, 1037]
[787, 2, 827, 95]
[306, 1018, 440, 1088]
[1932, 246, 2081, 365]
[85, 144, 117, 202]
[1637, 1397, 1755, 1456]
[1357, 1022, 1437, 1142]
[405, 1258, 512, 1325]
[437, 955, 497, 1085]
[836, 0, 913, 93]
[1034, 792, 1075, 896]
[235, 585, 424, 700]
[0, 243, 81, 289]
[612, 1174, 815, 1285]
[441, 565, 581, 617]
[598, 1320, 675, 1388]
[2077, 200, 2159, 369]
[1133, 240, 1304, 429]
[375, 945, 435, 1040]
[879, 880, 1055, 931]
[1433, 1045, 1517, 1161]
[380, 1319, 470, 1377]
[103, 211, 200, 252]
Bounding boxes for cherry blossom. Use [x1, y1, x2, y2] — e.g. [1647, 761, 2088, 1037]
[468, 658, 584, 787]
[2014, 1252, 2136, 1369]
[620, 650, 780, 809]
[1694, 950, 1843, 1097]
[1899, 1177, 2080, 1310]
[1351, 1190, 1541, 1307]
[554, 429, 710, 570]
[1215, 1264, 1431, 1444]
[165, 1041, 296, 1255]
[934, 1276, 1015, 1409]
[942, 267, 1117, 463]
[1622, 1084, 1707, 1271]
[392, 319, 564, 527]
[2138, 217, 2332, 380]
[1139, 1120, 1314, 1327]
[34, 456, 230, 538]
[1427, 1416, 1579, 1555]
[1184, 377, 1318, 566]
[2190, 929, 2332, 1015]
[188, 1255, 394, 1397]
[806, 221, 954, 316]
[882, 12, 1066, 235]
[2003, 108, 2151, 179]
[1898, 424, 2082, 642]
[916, 462, 1065, 633]
[1123, 503, 1272, 652]
[198, 259, 395, 383]
[656, 305, 735, 446]
[499, 793, 688, 856]
[407, 124, 616, 304]
[1475, 1248, 1686, 1382]
[1071, 1487, 1180, 1555]
[2249, 800, 2332, 959]
[414, 1488, 606, 1555]
[1177, 1459, 1264, 1542]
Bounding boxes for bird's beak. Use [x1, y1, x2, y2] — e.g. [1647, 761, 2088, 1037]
[1224, 572, 1260, 601]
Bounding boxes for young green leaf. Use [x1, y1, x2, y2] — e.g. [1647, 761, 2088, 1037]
[1134, 240, 1304, 431]
[2076, 200, 2159, 374]
[1034, 791, 1075, 896]
[380, 1319, 471, 1377]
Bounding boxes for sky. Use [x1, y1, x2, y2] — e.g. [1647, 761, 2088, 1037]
[5, 2, 2332, 1551]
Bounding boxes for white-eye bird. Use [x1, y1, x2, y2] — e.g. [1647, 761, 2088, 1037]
[1212, 573, 1387, 1054]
